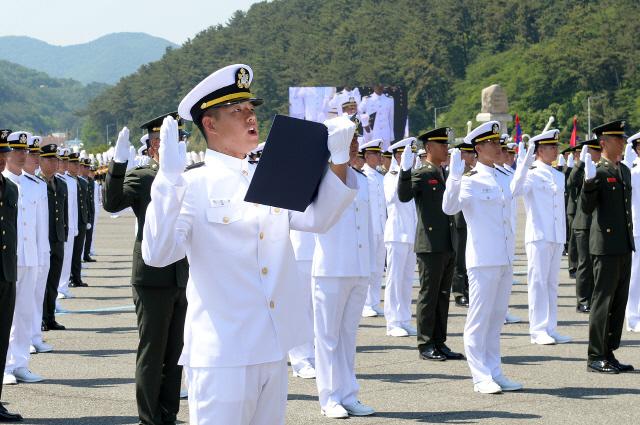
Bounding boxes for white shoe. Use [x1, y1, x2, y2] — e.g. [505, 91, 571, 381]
[493, 374, 523, 391]
[2, 373, 17, 385]
[30, 345, 36, 354]
[402, 324, 417, 336]
[504, 312, 521, 324]
[627, 323, 640, 332]
[343, 401, 375, 416]
[321, 404, 349, 419]
[33, 342, 53, 353]
[549, 333, 572, 344]
[372, 305, 384, 316]
[473, 380, 502, 394]
[361, 306, 378, 318]
[57, 291, 74, 299]
[531, 334, 556, 345]
[180, 389, 188, 399]
[386, 327, 409, 337]
[293, 365, 316, 379]
[13, 367, 44, 383]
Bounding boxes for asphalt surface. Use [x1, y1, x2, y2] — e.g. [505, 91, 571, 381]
[3, 207, 640, 424]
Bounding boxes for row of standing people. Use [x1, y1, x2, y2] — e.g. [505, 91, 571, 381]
[0, 130, 99, 422]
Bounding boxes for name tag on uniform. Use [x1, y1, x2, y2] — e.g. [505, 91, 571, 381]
[607, 177, 617, 183]
[428, 179, 438, 185]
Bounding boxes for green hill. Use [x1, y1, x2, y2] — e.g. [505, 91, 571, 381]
[81, 0, 640, 148]
[0, 33, 177, 85]
[0, 60, 107, 134]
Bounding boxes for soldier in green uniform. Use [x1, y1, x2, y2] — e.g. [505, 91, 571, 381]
[39, 144, 69, 332]
[69, 152, 89, 287]
[581, 120, 634, 374]
[562, 146, 578, 278]
[82, 159, 96, 263]
[451, 141, 476, 308]
[397, 127, 463, 361]
[103, 112, 189, 425]
[0, 129, 23, 422]
[568, 140, 600, 313]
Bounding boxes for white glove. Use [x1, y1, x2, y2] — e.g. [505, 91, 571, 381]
[584, 152, 596, 180]
[623, 143, 637, 168]
[86, 223, 92, 230]
[178, 141, 187, 168]
[557, 154, 566, 167]
[449, 148, 465, 180]
[323, 115, 356, 164]
[579, 145, 588, 163]
[517, 141, 535, 169]
[158, 116, 184, 180]
[113, 127, 130, 163]
[567, 154, 574, 168]
[126, 146, 137, 171]
[400, 143, 415, 171]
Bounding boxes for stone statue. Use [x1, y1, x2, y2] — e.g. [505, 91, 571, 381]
[480, 84, 509, 114]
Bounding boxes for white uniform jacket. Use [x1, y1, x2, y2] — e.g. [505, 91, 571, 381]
[289, 229, 316, 262]
[359, 93, 394, 145]
[312, 168, 374, 278]
[442, 161, 515, 268]
[512, 160, 566, 244]
[59, 172, 78, 237]
[2, 171, 49, 267]
[631, 164, 640, 238]
[383, 164, 417, 244]
[362, 164, 386, 237]
[142, 149, 356, 368]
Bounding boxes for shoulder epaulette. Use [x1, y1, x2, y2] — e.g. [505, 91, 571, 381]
[350, 166, 366, 176]
[24, 175, 40, 184]
[529, 165, 537, 170]
[390, 170, 398, 175]
[35, 175, 46, 182]
[495, 168, 508, 175]
[185, 161, 205, 171]
[463, 170, 477, 177]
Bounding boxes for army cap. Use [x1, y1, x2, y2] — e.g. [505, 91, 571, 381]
[0, 129, 12, 153]
[7, 131, 31, 150]
[628, 131, 640, 149]
[529, 129, 560, 147]
[39, 143, 58, 158]
[418, 127, 453, 144]
[560, 145, 577, 155]
[593, 119, 626, 139]
[140, 112, 186, 146]
[465, 121, 501, 146]
[178, 64, 263, 123]
[453, 140, 475, 152]
[578, 138, 601, 151]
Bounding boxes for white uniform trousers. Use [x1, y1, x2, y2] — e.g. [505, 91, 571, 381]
[5, 266, 39, 372]
[364, 236, 386, 309]
[313, 276, 368, 410]
[626, 236, 640, 329]
[384, 242, 415, 330]
[525, 241, 563, 338]
[184, 359, 288, 425]
[288, 260, 315, 373]
[31, 264, 50, 345]
[58, 237, 75, 296]
[464, 266, 512, 384]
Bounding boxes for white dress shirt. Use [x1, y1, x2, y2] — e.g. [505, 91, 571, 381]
[142, 149, 356, 368]
[442, 161, 515, 268]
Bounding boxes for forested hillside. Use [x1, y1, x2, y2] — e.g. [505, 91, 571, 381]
[78, 0, 640, 146]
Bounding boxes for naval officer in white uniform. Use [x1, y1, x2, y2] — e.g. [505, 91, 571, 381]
[511, 129, 572, 345]
[142, 64, 357, 425]
[443, 121, 531, 394]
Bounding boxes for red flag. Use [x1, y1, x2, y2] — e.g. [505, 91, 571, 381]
[570, 116, 578, 147]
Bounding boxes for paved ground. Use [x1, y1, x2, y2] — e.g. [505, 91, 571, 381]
[3, 207, 640, 424]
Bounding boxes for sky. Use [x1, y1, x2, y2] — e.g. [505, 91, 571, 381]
[0, 0, 264, 46]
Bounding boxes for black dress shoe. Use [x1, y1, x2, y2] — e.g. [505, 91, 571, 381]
[46, 321, 66, 331]
[0, 404, 23, 422]
[83, 257, 96, 263]
[455, 296, 469, 307]
[437, 344, 465, 360]
[608, 356, 634, 372]
[568, 269, 576, 279]
[41, 322, 49, 332]
[576, 304, 590, 314]
[70, 280, 88, 288]
[587, 360, 619, 374]
[419, 347, 446, 361]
